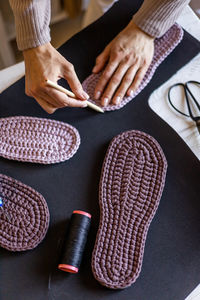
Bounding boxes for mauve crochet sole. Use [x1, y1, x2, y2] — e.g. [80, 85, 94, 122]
[0, 174, 49, 251]
[83, 24, 183, 111]
[0, 116, 80, 164]
[92, 130, 167, 289]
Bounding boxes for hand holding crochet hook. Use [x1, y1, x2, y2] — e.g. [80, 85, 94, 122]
[23, 43, 89, 114]
[22, 21, 154, 114]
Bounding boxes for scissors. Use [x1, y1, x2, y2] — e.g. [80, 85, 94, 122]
[168, 80, 200, 134]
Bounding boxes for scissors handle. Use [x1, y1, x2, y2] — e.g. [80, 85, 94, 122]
[185, 81, 200, 116]
[168, 83, 189, 117]
[168, 81, 200, 121]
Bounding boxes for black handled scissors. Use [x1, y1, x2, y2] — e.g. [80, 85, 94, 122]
[168, 81, 200, 134]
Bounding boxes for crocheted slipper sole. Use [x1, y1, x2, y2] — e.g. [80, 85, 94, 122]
[83, 24, 183, 111]
[0, 174, 50, 251]
[0, 116, 80, 164]
[92, 130, 167, 289]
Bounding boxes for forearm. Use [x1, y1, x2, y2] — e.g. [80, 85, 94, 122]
[132, 0, 190, 38]
[9, 0, 51, 50]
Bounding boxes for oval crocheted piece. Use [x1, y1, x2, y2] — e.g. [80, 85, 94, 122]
[0, 116, 80, 164]
[0, 173, 50, 251]
[83, 23, 183, 111]
[92, 130, 167, 289]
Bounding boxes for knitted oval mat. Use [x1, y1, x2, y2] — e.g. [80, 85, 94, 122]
[0, 173, 49, 251]
[92, 130, 167, 289]
[0, 116, 80, 164]
[82, 23, 183, 111]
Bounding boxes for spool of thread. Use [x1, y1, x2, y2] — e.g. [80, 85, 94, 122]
[58, 210, 91, 274]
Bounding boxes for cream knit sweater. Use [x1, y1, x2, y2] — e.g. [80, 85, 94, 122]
[9, 0, 190, 51]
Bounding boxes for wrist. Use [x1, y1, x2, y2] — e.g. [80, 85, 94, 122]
[129, 21, 155, 40]
[23, 43, 52, 59]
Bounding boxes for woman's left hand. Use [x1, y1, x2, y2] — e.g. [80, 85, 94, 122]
[92, 21, 154, 106]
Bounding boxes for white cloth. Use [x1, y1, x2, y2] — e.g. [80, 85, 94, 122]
[0, 61, 25, 93]
[149, 7, 200, 161]
[185, 284, 200, 300]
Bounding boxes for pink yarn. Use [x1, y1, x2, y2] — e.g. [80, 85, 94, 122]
[92, 130, 167, 289]
[82, 24, 183, 111]
[0, 173, 49, 251]
[0, 116, 80, 164]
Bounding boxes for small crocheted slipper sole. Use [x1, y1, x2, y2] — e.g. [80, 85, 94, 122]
[0, 116, 80, 164]
[0, 174, 50, 251]
[92, 130, 167, 289]
[83, 24, 183, 112]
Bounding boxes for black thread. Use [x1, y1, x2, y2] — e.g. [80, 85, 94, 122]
[58, 211, 91, 273]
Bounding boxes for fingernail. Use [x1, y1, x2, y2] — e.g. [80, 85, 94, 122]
[82, 91, 89, 100]
[92, 66, 97, 73]
[130, 90, 134, 97]
[103, 97, 109, 106]
[94, 91, 101, 100]
[115, 96, 121, 105]
[82, 101, 88, 107]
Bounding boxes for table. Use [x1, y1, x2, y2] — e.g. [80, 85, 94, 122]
[0, 2, 200, 300]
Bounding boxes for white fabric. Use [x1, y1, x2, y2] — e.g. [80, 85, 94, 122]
[0, 62, 25, 93]
[185, 284, 200, 300]
[149, 6, 200, 161]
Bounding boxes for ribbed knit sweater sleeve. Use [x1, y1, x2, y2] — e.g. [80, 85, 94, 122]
[9, 0, 189, 51]
[9, 0, 51, 50]
[132, 0, 190, 38]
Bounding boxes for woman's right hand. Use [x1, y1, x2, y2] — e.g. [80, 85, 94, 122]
[23, 43, 89, 114]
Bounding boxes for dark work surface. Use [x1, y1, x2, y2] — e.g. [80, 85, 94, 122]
[0, 1, 200, 299]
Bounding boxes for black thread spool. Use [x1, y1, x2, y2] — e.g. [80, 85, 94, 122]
[58, 210, 91, 273]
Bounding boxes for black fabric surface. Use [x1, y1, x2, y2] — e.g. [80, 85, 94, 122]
[0, 1, 200, 299]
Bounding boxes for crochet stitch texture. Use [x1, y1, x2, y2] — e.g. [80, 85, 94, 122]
[82, 24, 183, 111]
[0, 116, 80, 164]
[0, 173, 49, 251]
[92, 130, 167, 289]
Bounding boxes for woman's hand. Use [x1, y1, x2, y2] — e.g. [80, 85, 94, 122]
[92, 21, 154, 106]
[23, 43, 89, 114]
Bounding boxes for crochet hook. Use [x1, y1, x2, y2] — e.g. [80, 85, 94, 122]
[46, 79, 104, 113]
